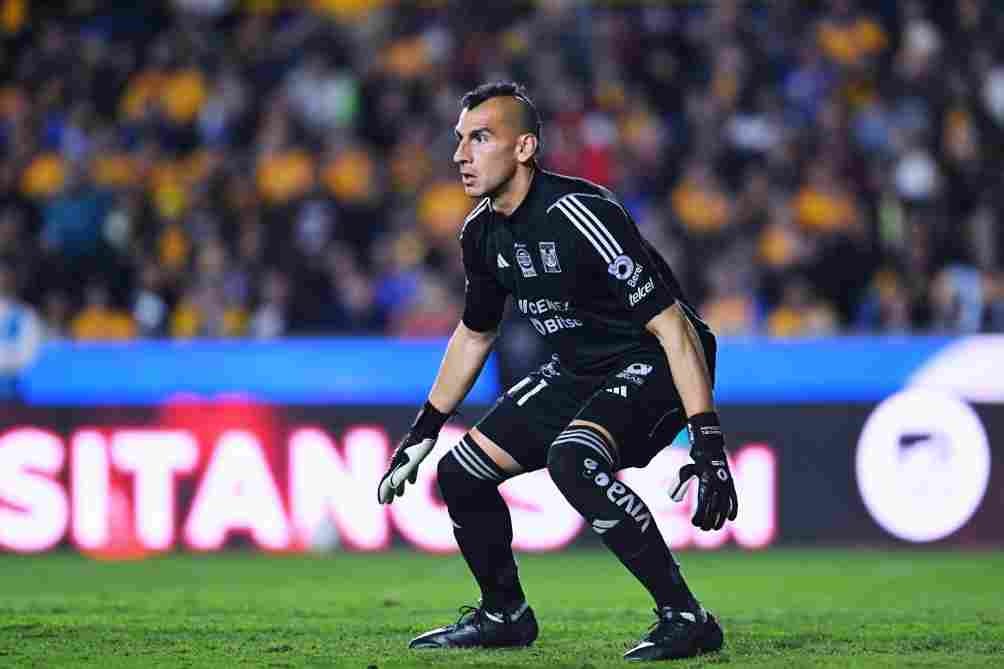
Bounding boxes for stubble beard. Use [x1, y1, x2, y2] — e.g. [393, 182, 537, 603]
[482, 163, 520, 203]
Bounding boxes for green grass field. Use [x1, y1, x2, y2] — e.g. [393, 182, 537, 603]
[1, 549, 1002, 667]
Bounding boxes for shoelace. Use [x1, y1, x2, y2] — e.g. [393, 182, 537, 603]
[454, 604, 486, 632]
[644, 608, 693, 642]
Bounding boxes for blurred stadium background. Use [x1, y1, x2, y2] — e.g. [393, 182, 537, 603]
[0, 0, 1002, 665]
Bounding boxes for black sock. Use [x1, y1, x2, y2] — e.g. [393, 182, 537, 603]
[599, 514, 696, 611]
[547, 426, 698, 611]
[438, 439, 525, 612]
[454, 517, 525, 613]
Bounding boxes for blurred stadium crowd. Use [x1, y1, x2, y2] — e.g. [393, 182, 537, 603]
[1, 0, 1004, 346]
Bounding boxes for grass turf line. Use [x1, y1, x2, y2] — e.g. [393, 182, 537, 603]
[1, 549, 1002, 667]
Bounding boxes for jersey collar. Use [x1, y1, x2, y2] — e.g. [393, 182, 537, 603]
[497, 168, 543, 225]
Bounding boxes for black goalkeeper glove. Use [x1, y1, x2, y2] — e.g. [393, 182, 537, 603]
[377, 401, 451, 505]
[668, 411, 739, 531]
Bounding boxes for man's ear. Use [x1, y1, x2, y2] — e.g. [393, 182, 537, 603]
[515, 133, 539, 164]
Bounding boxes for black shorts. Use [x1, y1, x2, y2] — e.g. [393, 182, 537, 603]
[475, 336, 716, 472]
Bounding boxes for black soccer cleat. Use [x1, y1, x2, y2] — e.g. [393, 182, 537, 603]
[409, 602, 539, 649]
[623, 607, 723, 662]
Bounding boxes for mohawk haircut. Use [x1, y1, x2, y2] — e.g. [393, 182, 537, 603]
[460, 81, 543, 155]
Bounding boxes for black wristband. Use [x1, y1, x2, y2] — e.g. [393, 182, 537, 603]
[411, 401, 451, 437]
[687, 411, 725, 458]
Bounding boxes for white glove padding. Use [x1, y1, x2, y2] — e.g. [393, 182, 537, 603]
[377, 435, 436, 504]
[668, 463, 697, 502]
[668, 460, 738, 531]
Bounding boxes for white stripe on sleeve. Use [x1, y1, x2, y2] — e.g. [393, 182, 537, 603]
[553, 200, 614, 262]
[567, 195, 623, 255]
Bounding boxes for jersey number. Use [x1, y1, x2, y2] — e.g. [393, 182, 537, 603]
[508, 377, 548, 407]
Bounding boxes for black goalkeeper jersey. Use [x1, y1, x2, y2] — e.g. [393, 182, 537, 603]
[460, 169, 711, 376]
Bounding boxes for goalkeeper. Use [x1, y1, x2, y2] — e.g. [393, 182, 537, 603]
[378, 82, 738, 662]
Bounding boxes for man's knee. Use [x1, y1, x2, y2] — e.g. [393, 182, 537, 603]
[547, 425, 617, 496]
[547, 426, 656, 536]
[436, 449, 464, 505]
[438, 434, 507, 507]
[545, 440, 573, 482]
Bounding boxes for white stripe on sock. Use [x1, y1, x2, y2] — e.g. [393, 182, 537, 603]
[450, 447, 491, 480]
[552, 435, 614, 466]
[455, 440, 501, 481]
[555, 429, 616, 464]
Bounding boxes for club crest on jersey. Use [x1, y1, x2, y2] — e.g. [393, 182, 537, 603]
[514, 243, 537, 278]
[608, 254, 635, 281]
[538, 242, 562, 273]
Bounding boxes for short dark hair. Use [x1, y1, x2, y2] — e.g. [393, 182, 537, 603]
[460, 81, 543, 150]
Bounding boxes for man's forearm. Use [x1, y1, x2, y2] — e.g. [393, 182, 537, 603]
[427, 321, 498, 414]
[646, 304, 714, 419]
